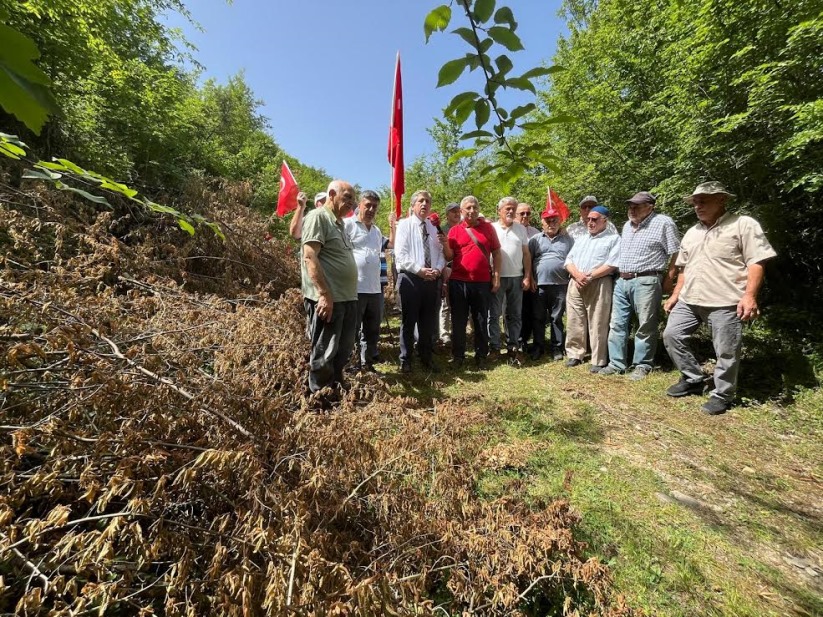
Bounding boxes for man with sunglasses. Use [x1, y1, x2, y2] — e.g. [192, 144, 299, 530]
[563, 206, 620, 371]
[598, 191, 680, 379]
[567, 195, 617, 240]
[516, 202, 541, 352]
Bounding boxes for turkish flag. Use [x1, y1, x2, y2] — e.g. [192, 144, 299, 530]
[546, 188, 571, 223]
[388, 52, 404, 218]
[276, 161, 299, 216]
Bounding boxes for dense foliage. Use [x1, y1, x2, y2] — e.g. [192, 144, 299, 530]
[0, 0, 330, 210]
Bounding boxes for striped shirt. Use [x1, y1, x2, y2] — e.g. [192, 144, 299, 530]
[610, 212, 680, 272]
[565, 229, 620, 273]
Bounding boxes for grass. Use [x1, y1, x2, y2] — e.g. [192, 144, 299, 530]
[375, 323, 822, 617]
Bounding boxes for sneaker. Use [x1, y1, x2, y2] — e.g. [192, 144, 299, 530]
[400, 361, 412, 374]
[702, 396, 730, 416]
[628, 365, 652, 381]
[553, 351, 565, 361]
[598, 365, 623, 376]
[666, 377, 706, 397]
[565, 358, 583, 367]
[589, 364, 607, 374]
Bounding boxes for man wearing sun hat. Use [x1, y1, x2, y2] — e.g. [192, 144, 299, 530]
[663, 181, 776, 415]
[529, 201, 574, 360]
[563, 205, 620, 371]
[598, 191, 680, 379]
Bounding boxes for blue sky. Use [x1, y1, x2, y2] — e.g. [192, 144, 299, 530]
[165, 0, 566, 190]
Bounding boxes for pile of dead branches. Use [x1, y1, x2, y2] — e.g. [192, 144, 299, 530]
[0, 180, 638, 615]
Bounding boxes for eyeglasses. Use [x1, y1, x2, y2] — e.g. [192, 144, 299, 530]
[516, 211, 531, 216]
[586, 216, 603, 223]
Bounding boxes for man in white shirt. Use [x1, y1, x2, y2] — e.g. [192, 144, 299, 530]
[394, 190, 446, 373]
[489, 196, 532, 363]
[344, 190, 387, 373]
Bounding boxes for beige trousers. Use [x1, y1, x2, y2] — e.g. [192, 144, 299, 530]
[565, 276, 613, 366]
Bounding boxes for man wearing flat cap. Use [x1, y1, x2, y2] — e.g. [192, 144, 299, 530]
[663, 181, 776, 415]
[597, 191, 680, 378]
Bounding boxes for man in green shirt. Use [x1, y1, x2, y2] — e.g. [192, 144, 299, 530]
[301, 180, 358, 394]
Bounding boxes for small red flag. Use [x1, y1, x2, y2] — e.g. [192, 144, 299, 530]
[388, 52, 404, 218]
[276, 161, 300, 217]
[545, 188, 570, 223]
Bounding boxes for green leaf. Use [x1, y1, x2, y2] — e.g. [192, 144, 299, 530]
[504, 77, 536, 94]
[451, 27, 476, 46]
[0, 133, 28, 148]
[0, 142, 25, 159]
[453, 97, 476, 124]
[509, 103, 536, 120]
[144, 200, 180, 215]
[495, 54, 513, 76]
[0, 23, 58, 134]
[99, 178, 139, 199]
[437, 57, 471, 87]
[26, 165, 61, 180]
[55, 182, 112, 207]
[493, 7, 517, 30]
[474, 98, 490, 129]
[36, 161, 68, 171]
[55, 158, 88, 175]
[447, 148, 477, 165]
[424, 5, 452, 43]
[444, 91, 478, 116]
[479, 38, 494, 54]
[520, 65, 566, 79]
[488, 26, 524, 51]
[520, 114, 578, 131]
[177, 218, 196, 235]
[472, 0, 495, 23]
[461, 130, 494, 140]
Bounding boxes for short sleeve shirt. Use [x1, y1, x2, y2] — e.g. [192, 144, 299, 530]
[530, 231, 573, 286]
[344, 218, 383, 294]
[301, 207, 358, 302]
[493, 221, 529, 277]
[677, 213, 776, 307]
[611, 212, 680, 272]
[448, 220, 501, 283]
[565, 230, 621, 273]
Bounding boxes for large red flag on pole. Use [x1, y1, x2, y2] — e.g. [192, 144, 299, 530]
[545, 187, 571, 223]
[276, 160, 299, 216]
[388, 52, 404, 218]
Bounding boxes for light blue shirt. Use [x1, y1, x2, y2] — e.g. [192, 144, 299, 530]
[565, 229, 620, 273]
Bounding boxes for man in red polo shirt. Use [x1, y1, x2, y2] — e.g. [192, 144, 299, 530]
[442, 195, 502, 369]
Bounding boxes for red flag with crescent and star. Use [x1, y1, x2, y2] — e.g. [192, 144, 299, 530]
[544, 187, 571, 222]
[388, 52, 404, 218]
[276, 160, 299, 216]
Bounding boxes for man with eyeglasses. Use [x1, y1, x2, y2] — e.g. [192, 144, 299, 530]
[563, 205, 620, 371]
[394, 190, 446, 374]
[301, 181, 358, 396]
[344, 190, 390, 373]
[516, 202, 541, 352]
[567, 195, 617, 240]
[598, 191, 680, 379]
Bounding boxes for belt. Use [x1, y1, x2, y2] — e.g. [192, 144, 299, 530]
[619, 270, 662, 279]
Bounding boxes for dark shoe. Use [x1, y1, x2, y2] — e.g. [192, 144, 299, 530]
[364, 363, 380, 374]
[666, 377, 706, 398]
[529, 349, 543, 361]
[598, 365, 623, 376]
[702, 396, 730, 415]
[400, 361, 412, 374]
[488, 348, 501, 360]
[565, 358, 583, 367]
[589, 364, 607, 374]
[474, 356, 487, 370]
[422, 361, 441, 374]
[450, 357, 464, 369]
[346, 362, 362, 374]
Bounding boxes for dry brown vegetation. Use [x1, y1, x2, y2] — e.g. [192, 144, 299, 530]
[0, 179, 639, 615]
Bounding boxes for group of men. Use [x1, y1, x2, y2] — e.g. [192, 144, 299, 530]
[297, 180, 775, 415]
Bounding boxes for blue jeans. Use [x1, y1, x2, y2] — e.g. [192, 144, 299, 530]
[488, 275, 523, 351]
[607, 275, 663, 371]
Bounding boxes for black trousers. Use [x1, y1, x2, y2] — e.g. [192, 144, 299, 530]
[397, 272, 438, 365]
[449, 279, 491, 360]
[533, 284, 568, 354]
[304, 298, 358, 392]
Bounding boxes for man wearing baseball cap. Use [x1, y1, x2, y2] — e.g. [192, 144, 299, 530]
[663, 181, 776, 415]
[598, 191, 680, 379]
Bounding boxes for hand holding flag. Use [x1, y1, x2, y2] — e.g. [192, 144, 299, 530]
[276, 161, 300, 217]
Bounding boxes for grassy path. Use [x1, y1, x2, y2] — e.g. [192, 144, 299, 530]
[379, 343, 822, 617]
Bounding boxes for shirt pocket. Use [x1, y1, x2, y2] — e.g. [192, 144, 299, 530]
[707, 235, 740, 261]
